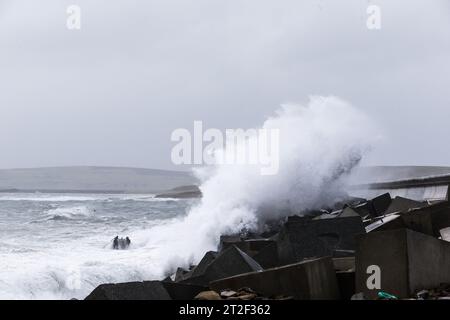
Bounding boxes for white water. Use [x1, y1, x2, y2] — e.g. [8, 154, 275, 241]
[0, 96, 377, 300]
[135, 96, 378, 269]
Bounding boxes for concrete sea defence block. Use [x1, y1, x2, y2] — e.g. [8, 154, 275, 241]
[180, 245, 263, 286]
[277, 216, 364, 265]
[355, 228, 450, 299]
[85, 281, 172, 300]
[210, 257, 340, 300]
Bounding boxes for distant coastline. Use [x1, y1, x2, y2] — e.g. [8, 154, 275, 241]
[0, 185, 203, 198]
[0, 189, 134, 194]
[0, 166, 198, 194]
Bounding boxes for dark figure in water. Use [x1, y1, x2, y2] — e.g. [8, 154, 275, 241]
[125, 237, 131, 247]
[112, 236, 119, 249]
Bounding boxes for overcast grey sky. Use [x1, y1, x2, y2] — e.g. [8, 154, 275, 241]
[0, 0, 449, 170]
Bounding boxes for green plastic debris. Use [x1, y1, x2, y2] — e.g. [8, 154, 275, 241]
[378, 291, 398, 300]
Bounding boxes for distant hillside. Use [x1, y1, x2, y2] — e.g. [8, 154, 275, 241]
[155, 185, 202, 199]
[0, 166, 198, 193]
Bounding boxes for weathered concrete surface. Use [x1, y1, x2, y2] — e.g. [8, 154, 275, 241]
[345, 193, 391, 219]
[218, 235, 243, 250]
[367, 212, 433, 236]
[355, 228, 450, 299]
[277, 216, 364, 265]
[174, 267, 192, 282]
[332, 257, 355, 271]
[384, 196, 426, 215]
[85, 281, 172, 300]
[332, 257, 355, 300]
[189, 251, 218, 278]
[367, 202, 450, 237]
[415, 202, 450, 237]
[370, 193, 392, 217]
[349, 202, 373, 219]
[219, 239, 279, 269]
[210, 257, 339, 300]
[180, 245, 262, 286]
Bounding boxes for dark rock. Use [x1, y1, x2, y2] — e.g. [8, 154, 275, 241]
[85, 281, 171, 300]
[218, 235, 243, 250]
[277, 216, 365, 265]
[210, 257, 340, 300]
[220, 290, 238, 298]
[194, 291, 221, 300]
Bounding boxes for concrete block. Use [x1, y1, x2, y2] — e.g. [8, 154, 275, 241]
[367, 202, 450, 237]
[174, 267, 192, 282]
[189, 251, 218, 278]
[210, 257, 339, 300]
[415, 202, 450, 237]
[85, 281, 171, 300]
[371, 193, 392, 217]
[349, 202, 373, 219]
[220, 239, 279, 269]
[384, 196, 426, 215]
[367, 212, 434, 236]
[252, 241, 279, 268]
[277, 216, 364, 265]
[355, 228, 450, 299]
[333, 257, 355, 271]
[180, 245, 262, 286]
[332, 257, 356, 300]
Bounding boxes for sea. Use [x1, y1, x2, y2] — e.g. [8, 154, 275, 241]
[0, 192, 197, 300]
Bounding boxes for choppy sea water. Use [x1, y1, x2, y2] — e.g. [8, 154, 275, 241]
[0, 193, 196, 300]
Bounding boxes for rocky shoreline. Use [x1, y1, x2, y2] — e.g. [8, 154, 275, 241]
[85, 192, 450, 300]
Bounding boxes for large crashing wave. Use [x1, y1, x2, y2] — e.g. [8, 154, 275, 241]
[140, 96, 378, 274]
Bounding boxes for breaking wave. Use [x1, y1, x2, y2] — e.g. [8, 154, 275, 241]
[45, 206, 94, 220]
[137, 96, 379, 273]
